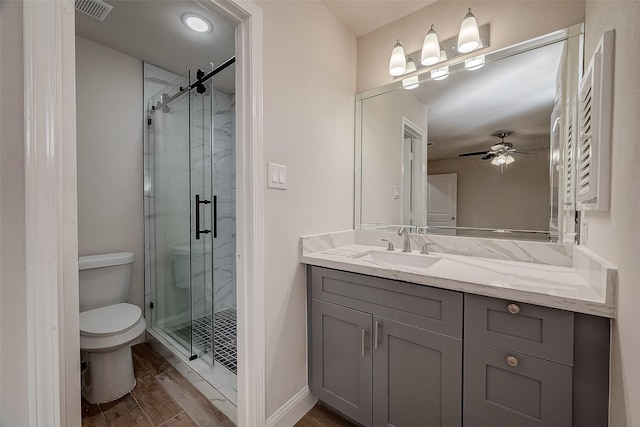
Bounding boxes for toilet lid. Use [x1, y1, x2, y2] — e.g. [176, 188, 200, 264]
[80, 303, 142, 336]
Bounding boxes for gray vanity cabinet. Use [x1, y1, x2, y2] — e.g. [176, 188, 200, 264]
[309, 266, 463, 427]
[311, 299, 373, 426]
[308, 267, 610, 427]
[373, 317, 462, 427]
[463, 294, 610, 427]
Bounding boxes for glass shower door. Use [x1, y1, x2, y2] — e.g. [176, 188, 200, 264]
[148, 71, 215, 362]
[188, 76, 215, 362]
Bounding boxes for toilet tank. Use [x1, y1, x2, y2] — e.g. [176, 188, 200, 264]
[78, 252, 134, 312]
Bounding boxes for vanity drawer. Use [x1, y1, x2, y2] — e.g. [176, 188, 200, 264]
[464, 340, 572, 427]
[310, 266, 462, 337]
[465, 293, 574, 365]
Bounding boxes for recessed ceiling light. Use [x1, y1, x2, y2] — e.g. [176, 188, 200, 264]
[182, 13, 212, 33]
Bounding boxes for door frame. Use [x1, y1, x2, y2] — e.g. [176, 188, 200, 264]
[22, 0, 265, 425]
[401, 118, 427, 226]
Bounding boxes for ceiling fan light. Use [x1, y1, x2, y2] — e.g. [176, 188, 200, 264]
[421, 25, 441, 66]
[457, 8, 481, 53]
[495, 154, 507, 165]
[505, 155, 515, 164]
[491, 157, 500, 166]
[465, 55, 485, 70]
[389, 39, 407, 76]
[402, 58, 419, 90]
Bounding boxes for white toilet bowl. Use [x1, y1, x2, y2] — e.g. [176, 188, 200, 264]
[80, 303, 146, 404]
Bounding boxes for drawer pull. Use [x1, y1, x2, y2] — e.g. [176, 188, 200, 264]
[361, 328, 366, 356]
[506, 356, 519, 367]
[374, 320, 380, 350]
[507, 303, 521, 314]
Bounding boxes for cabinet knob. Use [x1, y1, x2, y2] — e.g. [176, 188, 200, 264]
[507, 303, 521, 314]
[506, 356, 519, 367]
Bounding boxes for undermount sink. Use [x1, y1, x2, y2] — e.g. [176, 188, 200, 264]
[356, 249, 441, 270]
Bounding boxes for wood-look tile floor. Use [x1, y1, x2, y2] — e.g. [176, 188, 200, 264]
[81, 342, 356, 427]
[81, 342, 234, 426]
[293, 404, 358, 427]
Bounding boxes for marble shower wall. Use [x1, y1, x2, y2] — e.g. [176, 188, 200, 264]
[144, 63, 236, 327]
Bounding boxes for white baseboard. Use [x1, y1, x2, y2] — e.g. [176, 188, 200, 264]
[266, 386, 317, 427]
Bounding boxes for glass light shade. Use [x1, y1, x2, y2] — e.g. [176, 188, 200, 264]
[465, 55, 485, 70]
[421, 25, 441, 66]
[430, 50, 449, 80]
[182, 13, 212, 33]
[402, 58, 419, 90]
[431, 67, 449, 80]
[505, 155, 515, 165]
[457, 8, 481, 53]
[495, 154, 507, 165]
[389, 39, 407, 76]
[491, 157, 500, 165]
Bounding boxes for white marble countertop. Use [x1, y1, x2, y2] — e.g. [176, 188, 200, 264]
[300, 232, 617, 318]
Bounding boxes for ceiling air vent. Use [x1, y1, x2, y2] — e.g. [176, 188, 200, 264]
[75, 0, 113, 21]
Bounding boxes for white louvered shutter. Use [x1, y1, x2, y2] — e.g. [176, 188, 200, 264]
[576, 30, 614, 211]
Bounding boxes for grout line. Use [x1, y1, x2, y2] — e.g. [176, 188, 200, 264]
[128, 392, 156, 426]
[157, 411, 187, 427]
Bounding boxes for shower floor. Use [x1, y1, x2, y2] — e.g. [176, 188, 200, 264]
[170, 308, 237, 374]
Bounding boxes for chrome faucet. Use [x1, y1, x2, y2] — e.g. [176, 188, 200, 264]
[397, 227, 411, 252]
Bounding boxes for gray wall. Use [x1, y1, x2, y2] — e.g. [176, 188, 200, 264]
[0, 1, 28, 424]
[428, 150, 550, 231]
[75, 36, 145, 310]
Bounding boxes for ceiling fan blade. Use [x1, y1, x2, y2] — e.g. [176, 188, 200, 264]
[458, 150, 490, 157]
[512, 150, 533, 154]
[481, 153, 496, 160]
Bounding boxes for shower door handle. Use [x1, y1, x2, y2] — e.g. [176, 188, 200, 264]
[195, 194, 211, 240]
[213, 195, 218, 238]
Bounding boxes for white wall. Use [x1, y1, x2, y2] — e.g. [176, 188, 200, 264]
[257, 0, 357, 417]
[583, 2, 640, 426]
[361, 90, 428, 225]
[356, 0, 585, 92]
[75, 37, 145, 309]
[0, 1, 29, 424]
[428, 151, 550, 231]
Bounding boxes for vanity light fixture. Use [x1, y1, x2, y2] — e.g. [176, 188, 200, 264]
[182, 13, 212, 33]
[457, 8, 481, 53]
[389, 8, 487, 79]
[464, 55, 485, 70]
[389, 39, 407, 76]
[402, 58, 420, 90]
[430, 50, 449, 80]
[421, 25, 441, 66]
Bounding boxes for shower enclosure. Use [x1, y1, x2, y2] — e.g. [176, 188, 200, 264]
[143, 60, 237, 402]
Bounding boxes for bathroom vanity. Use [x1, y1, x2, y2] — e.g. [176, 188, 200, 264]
[301, 231, 616, 427]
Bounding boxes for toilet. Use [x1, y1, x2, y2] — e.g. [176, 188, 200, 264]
[79, 252, 146, 404]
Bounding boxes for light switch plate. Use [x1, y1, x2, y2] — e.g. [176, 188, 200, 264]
[267, 162, 287, 190]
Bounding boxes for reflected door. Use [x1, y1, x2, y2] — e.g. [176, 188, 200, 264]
[427, 173, 457, 235]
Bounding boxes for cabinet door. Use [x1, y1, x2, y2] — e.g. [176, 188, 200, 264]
[464, 340, 572, 427]
[311, 299, 373, 426]
[373, 318, 462, 427]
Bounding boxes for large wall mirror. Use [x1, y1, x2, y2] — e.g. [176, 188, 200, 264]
[356, 24, 584, 243]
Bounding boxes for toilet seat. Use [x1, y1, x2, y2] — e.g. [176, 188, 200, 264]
[80, 303, 146, 352]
